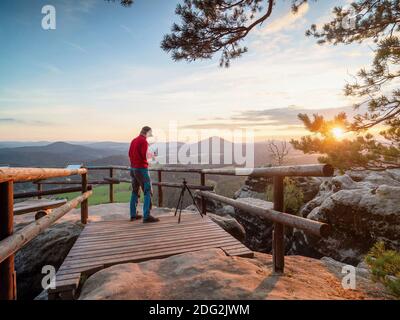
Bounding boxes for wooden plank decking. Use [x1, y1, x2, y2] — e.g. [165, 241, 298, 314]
[48, 213, 253, 299]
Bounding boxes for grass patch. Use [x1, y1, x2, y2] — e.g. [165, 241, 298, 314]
[365, 241, 400, 298]
[54, 183, 140, 206]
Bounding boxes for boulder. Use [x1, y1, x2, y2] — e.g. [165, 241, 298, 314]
[15, 221, 83, 300]
[234, 175, 324, 205]
[207, 213, 246, 242]
[217, 205, 235, 216]
[185, 205, 246, 242]
[231, 198, 293, 253]
[78, 248, 388, 300]
[234, 185, 266, 200]
[291, 170, 400, 264]
[346, 169, 400, 187]
[194, 194, 224, 213]
[320, 256, 392, 298]
[294, 176, 325, 203]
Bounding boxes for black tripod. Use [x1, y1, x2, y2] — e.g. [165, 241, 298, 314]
[174, 178, 203, 223]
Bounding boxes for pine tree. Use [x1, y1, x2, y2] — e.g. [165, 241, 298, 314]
[111, 0, 400, 169]
[290, 113, 399, 171]
[292, 1, 400, 170]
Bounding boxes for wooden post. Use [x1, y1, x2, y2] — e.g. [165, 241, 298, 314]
[200, 173, 206, 215]
[81, 173, 88, 224]
[273, 176, 285, 273]
[0, 180, 16, 300]
[157, 171, 163, 207]
[37, 182, 42, 199]
[109, 168, 114, 203]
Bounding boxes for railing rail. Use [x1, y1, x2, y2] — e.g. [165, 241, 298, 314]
[0, 167, 87, 183]
[2, 163, 335, 300]
[0, 191, 92, 265]
[82, 164, 333, 273]
[0, 167, 92, 300]
[197, 191, 330, 237]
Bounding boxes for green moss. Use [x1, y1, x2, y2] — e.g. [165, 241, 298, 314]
[365, 241, 400, 298]
[266, 177, 304, 215]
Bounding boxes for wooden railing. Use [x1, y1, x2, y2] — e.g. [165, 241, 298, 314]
[1, 163, 334, 300]
[0, 167, 92, 300]
[56, 164, 333, 273]
[84, 164, 333, 273]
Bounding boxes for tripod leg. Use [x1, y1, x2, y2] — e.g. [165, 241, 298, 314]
[174, 187, 185, 217]
[178, 189, 185, 224]
[186, 185, 204, 217]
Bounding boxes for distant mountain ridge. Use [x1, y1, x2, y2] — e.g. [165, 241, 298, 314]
[0, 142, 123, 167]
[0, 139, 319, 168]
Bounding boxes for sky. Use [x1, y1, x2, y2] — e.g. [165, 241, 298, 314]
[0, 0, 374, 142]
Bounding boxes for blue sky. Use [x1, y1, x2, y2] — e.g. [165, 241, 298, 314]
[0, 0, 373, 142]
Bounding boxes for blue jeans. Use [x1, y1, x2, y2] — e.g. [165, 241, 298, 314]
[130, 168, 152, 219]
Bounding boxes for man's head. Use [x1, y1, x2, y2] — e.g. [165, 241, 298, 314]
[140, 126, 153, 138]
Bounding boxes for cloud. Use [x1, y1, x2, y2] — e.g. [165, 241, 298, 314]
[180, 121, 278, 130]
[259, 2, 309, 34]
[0, 118, 52, 126]
[64, 41, 88, 53]
[194, 105, 360, 127]
[231, 105, 362, 125]
[0, 118, 19, 123]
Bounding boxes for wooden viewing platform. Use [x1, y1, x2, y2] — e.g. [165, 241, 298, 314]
[0, 165, 332, 300]
[49, 213, 253, 299]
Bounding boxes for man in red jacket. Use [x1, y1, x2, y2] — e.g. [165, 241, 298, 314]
[129, 126, 159, 223]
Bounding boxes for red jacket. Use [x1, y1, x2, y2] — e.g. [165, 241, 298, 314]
[129, 135, 148, 168]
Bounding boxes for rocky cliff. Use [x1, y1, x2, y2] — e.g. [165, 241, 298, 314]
[291, 170, 400, 264]
[78, 248, 390, 300]
[209, 169, 400, 265]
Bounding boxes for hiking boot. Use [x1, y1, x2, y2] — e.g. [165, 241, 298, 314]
[130, 214, 143, 221]
[143, 215, 160, 223]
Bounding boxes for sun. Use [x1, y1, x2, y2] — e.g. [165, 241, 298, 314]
[331, 127, 345, 139]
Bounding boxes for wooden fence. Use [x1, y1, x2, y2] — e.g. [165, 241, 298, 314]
[0, 163, 334, 300]
[36, 164, 333, 273]
[0, 167, 92, 300]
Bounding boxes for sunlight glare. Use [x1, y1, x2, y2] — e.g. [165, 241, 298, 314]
[331, 127, 345, 139]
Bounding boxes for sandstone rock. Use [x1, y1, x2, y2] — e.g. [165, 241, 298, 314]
[300, 174, 363, 217]
[231, 198, 293, 253]
[78, 248, 388, 300]
[184, 205, 246, 242]
[292, 183, 400, 265]
[217, 205, 235, 216]
[235, 176, 324, 204]
[184, 204, 198, 212]
[244, 176, 272, 193]
[346, 169, 400, 187]
[194, 194, 224, 213]
[320, 257, 393, 299]
[293, 176, 325, 203]
[15, 221, 83, 300]
[208, 213, 246, 242]
[234, 185, 266, 200]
